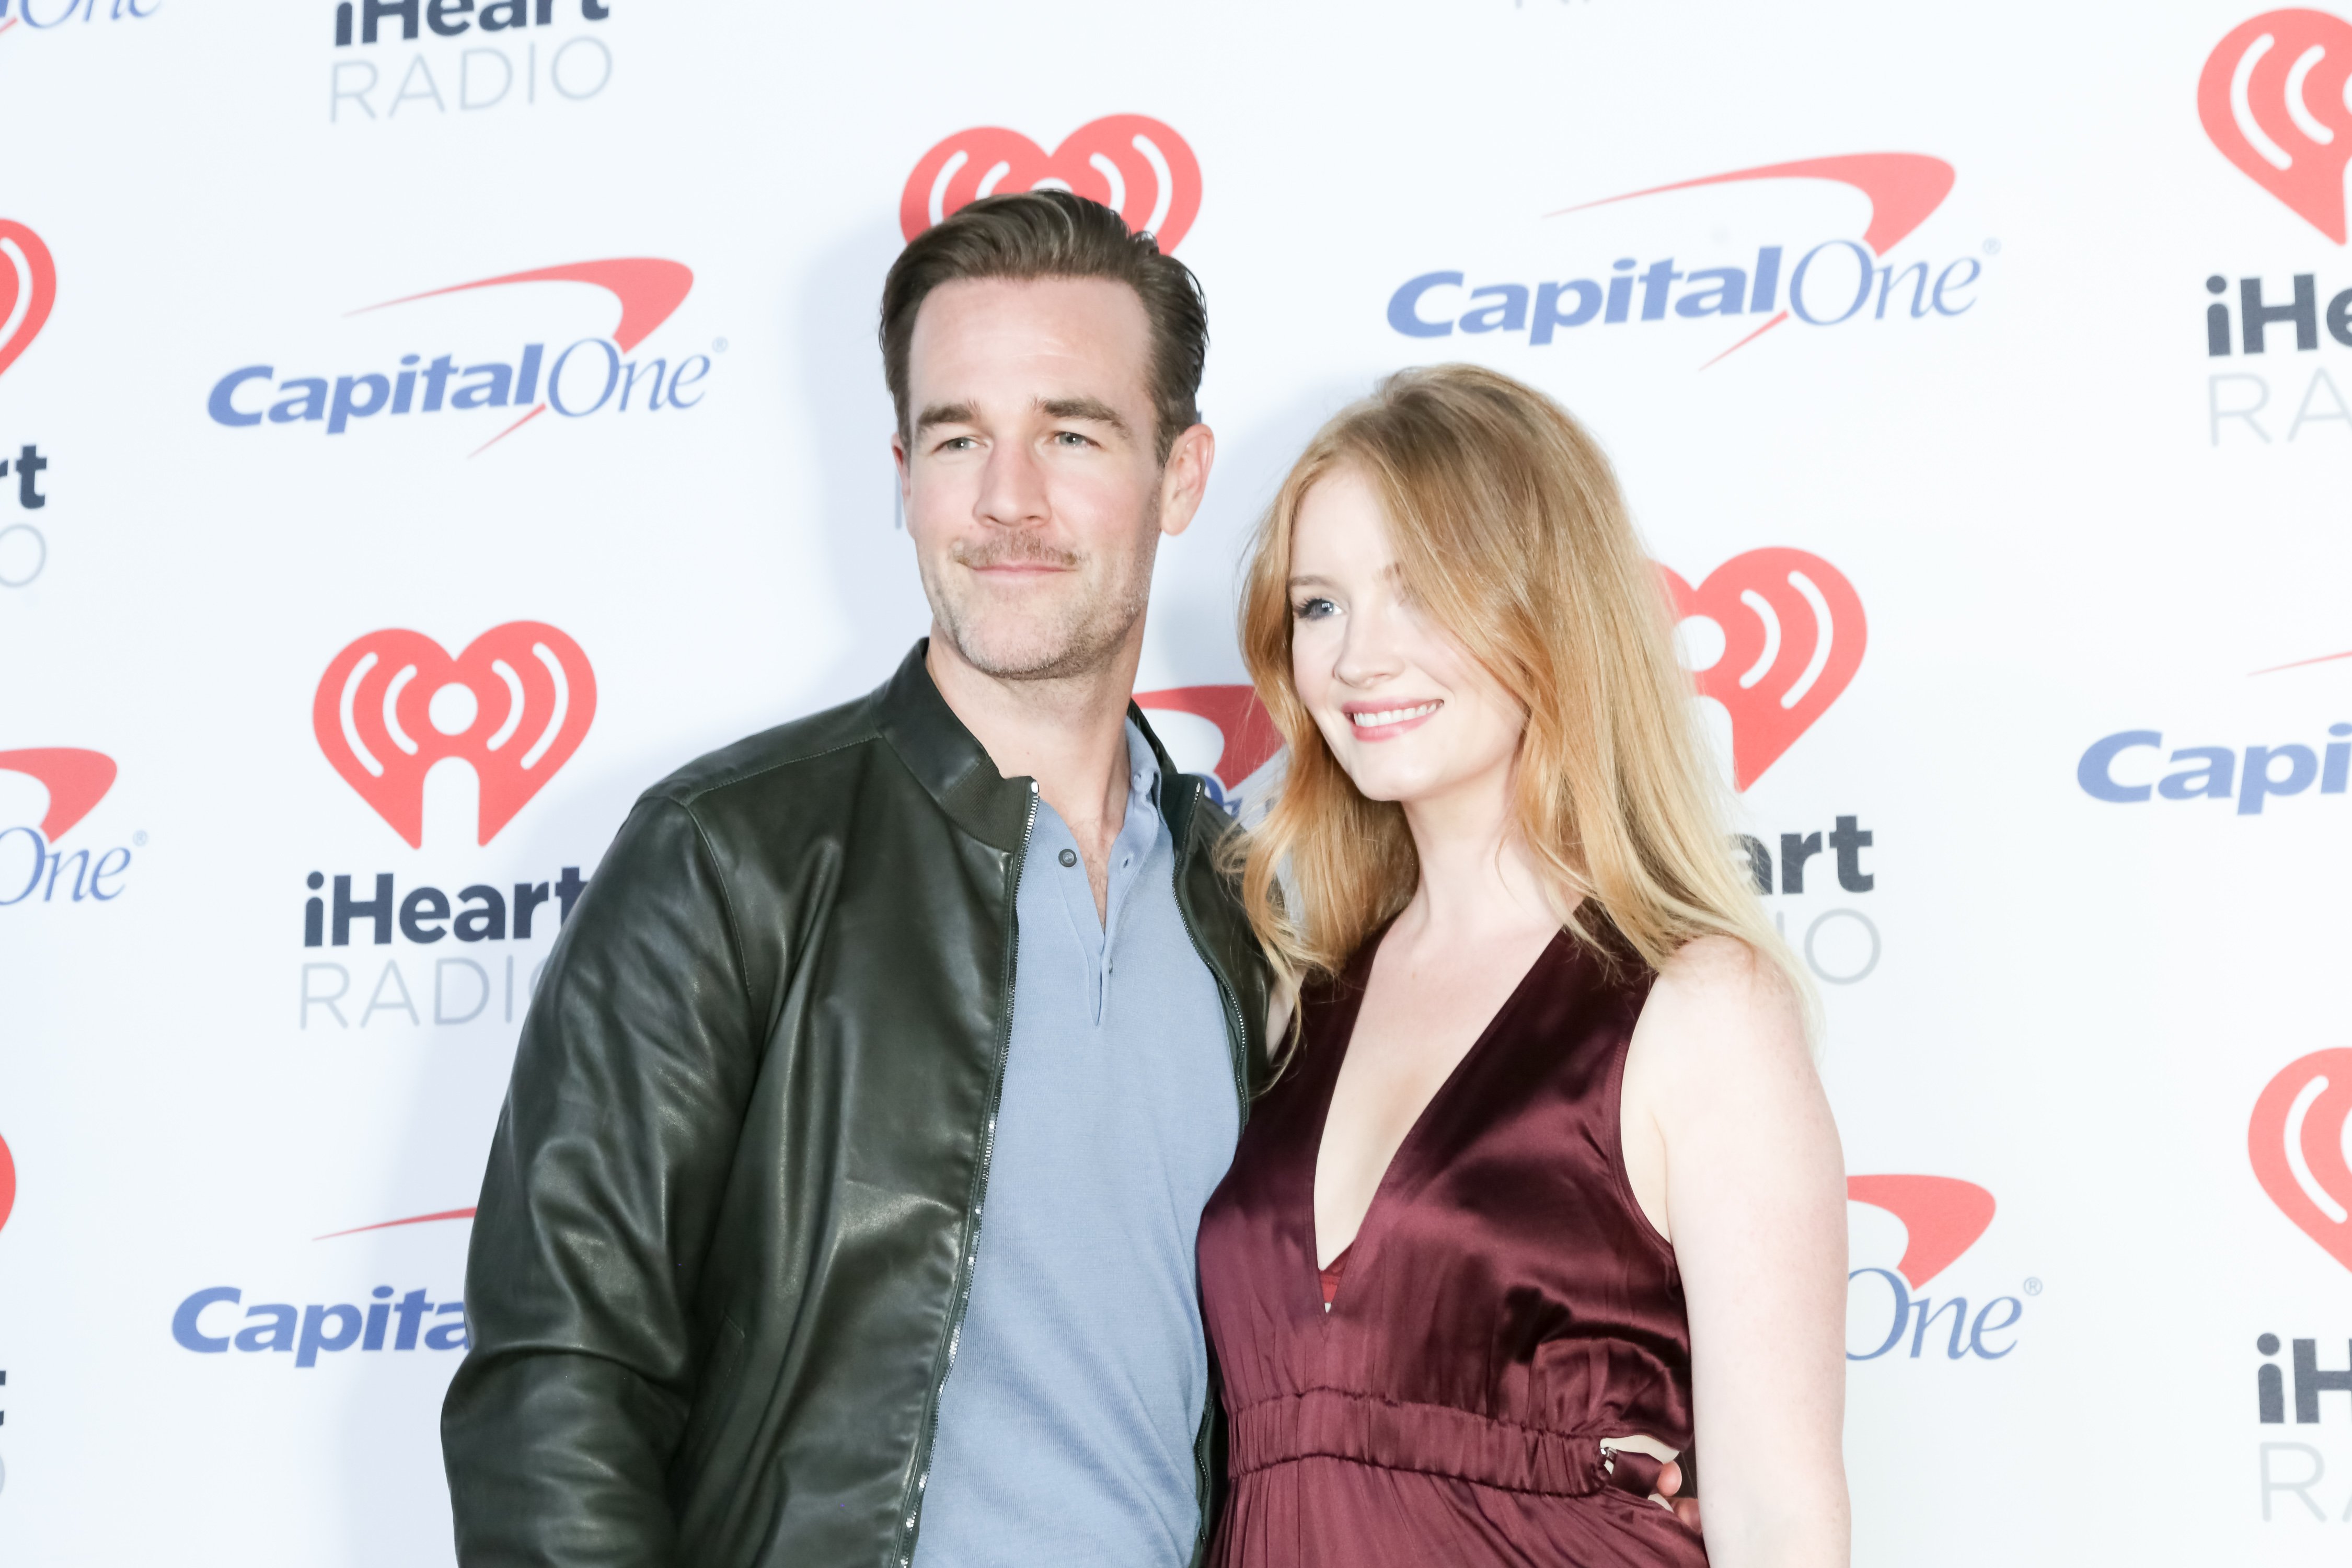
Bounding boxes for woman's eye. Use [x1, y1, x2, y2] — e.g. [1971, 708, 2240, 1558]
[1290, 597, 1338, 621]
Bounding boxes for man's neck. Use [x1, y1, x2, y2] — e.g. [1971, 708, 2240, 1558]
[925, 631, 1140, 913]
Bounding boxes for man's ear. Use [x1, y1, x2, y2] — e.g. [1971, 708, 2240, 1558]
[1156, 422, 1216, 539]
[891, 431, 912, 502]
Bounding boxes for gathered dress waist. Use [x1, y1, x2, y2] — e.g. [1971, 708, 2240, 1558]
[1228, 1387, 1666, 1501]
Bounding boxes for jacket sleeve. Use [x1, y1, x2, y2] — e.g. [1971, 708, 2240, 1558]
[442, 795, 758, 1567]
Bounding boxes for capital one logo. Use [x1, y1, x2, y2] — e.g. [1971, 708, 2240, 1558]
[211, 259, 702, 455]
[1846, 1174, 2021, 1362]
[1391, 154, 1974, 367]
[314, 623, 595, 847]
[0, 217, 55, 383]
[2203, 11, 2352, 240]
[2251, 1048, 2352, 1271]
[0, 0, 159, 32]
[1663, 549, 1867, 789]
[1, 746, 130, 906]
[901, 115, 1202, 249]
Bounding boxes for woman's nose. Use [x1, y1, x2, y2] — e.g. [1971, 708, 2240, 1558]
[1332, 609, 1405, 687]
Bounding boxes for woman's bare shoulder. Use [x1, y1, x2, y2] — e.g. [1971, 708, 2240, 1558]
[1629, 936, 1812, 1095]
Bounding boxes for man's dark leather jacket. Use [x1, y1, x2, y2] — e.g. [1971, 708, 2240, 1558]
[442, 642, 1267, 1568]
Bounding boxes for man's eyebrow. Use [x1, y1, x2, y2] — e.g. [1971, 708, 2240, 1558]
[914, 401, 977, 434]
[1037, 396, 1130, 433]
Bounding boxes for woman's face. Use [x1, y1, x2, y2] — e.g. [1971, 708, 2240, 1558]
[1286, 466, 1527, 811]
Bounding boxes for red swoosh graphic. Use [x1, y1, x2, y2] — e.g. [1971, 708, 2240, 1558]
[0, 748, 117, 840]
[471, 401, 549, 457]
[1698, 310, 1790, 368]
[315, 1206, 476, 1241]
[2251, 648, 2352, 675]
[1847, 1174, 1995, 1289]
[1552, 153, 1957, 256]
[352, 259, 695, 353]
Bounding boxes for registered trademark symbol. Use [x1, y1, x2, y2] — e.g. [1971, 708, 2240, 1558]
[1984, 238, 2002, 256]
[2023, 1276, 2042, 1296]
[133, 831, 148, 847]
[713, 338, 729, 354]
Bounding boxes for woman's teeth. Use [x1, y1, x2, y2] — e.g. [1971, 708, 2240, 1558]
[1351, 702, 1440, 728]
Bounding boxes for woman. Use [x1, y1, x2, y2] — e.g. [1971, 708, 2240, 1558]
[1197, 364, 1849, 1567]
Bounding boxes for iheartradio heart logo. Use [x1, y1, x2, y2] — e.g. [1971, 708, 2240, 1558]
[313, 622, 595, 848]
[0, 1129, 14, 1238]
[1135, 685, 1284, 792]
[1846, 1174, 1996, 1289]
[0, 747, 116, 840]
[1661, 548, 1866, 790]
[2250, 1048, 2352, 1272]
[901, 115, 1202, 250]
[2201, 11, 2352, 240]
[0, 218, 56, 384]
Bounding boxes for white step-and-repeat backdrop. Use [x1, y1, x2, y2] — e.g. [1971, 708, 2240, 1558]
[4, 2, 2351, 1563]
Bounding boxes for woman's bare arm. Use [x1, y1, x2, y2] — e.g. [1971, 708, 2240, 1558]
[1622, 936, 1850, 1568]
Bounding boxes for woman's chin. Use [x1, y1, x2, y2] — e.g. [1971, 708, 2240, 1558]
[1335, 759, 1445, 806]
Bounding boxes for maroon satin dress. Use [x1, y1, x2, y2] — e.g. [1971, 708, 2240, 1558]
[1196, 928, 1708, 1566]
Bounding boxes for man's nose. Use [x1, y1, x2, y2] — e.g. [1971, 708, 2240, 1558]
[975, 439, 1050, 529]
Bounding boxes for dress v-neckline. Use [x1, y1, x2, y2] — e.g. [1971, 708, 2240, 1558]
[1306, 927, 1571, 1300]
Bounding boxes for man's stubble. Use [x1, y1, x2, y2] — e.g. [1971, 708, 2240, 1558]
[923, 497, 1162, 684]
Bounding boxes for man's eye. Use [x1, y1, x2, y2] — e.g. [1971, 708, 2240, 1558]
[1291, 597, 1338, 621]
[1054, 431, 1093, 448]
[937, 436, 976, 452]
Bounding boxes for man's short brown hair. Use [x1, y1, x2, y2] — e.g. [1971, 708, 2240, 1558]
[879, 190, 1208, 463]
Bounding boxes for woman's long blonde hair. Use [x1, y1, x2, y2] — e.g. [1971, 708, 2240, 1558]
[1236, 363, 1807, 1031]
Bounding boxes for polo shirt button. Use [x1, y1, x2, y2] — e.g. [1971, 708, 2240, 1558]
[1058, 848, 1077, 868]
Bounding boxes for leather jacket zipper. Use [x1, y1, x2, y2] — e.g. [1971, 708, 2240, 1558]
[893, 781, 1040, 1568]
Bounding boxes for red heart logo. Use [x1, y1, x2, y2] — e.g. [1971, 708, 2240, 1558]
[0, 1128, 15, 1238]
[901, 115, 1202, 250]
[312, 622, 596, 848]
[2200, 10, 2352, 241]
[1658, 548, 1866, 791]
[2250, 1048, 2352, 1273]
[0, 218, 57, 384]
[1135, 685, 1284, 791]
[1846, 1175, 1996, 1289]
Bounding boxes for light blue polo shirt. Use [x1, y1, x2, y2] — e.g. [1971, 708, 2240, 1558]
[912, 722, 1240, 1567]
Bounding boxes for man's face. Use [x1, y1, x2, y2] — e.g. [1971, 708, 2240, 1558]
[895, 276, 1205, 683]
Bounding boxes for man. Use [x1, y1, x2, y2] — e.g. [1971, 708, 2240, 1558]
[442, 191, 1267, 1567]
